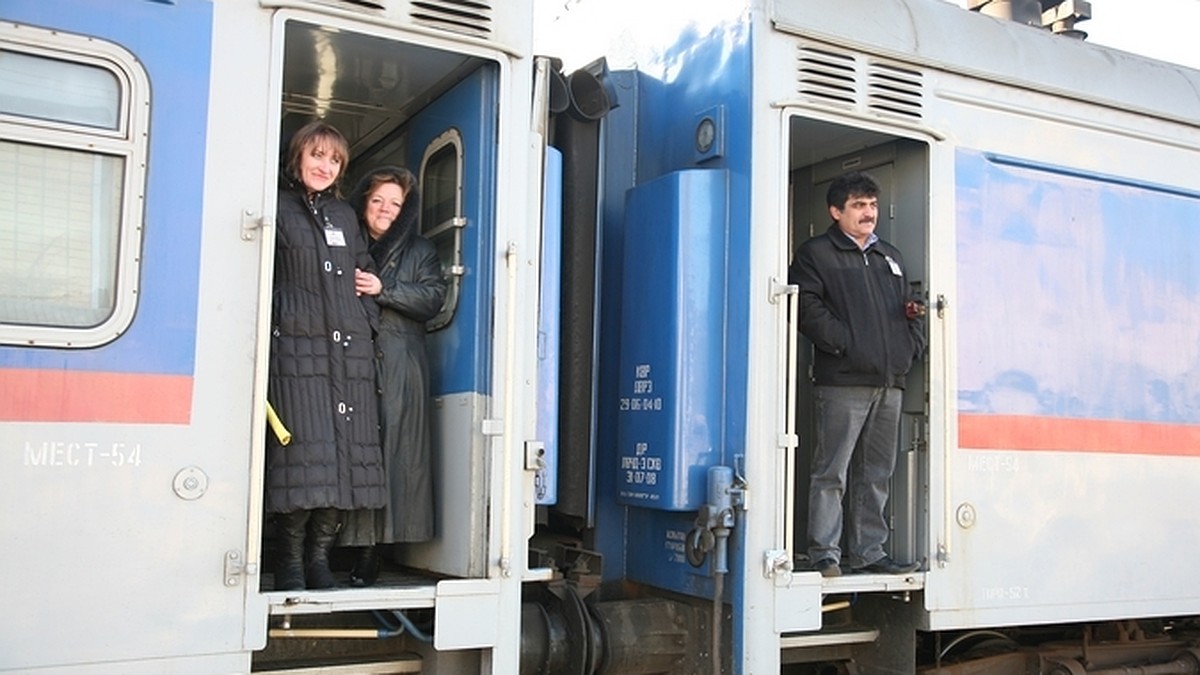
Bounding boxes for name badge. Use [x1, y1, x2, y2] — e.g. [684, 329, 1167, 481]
[324, 228, 347, 247]
[884, 255, 902, 277]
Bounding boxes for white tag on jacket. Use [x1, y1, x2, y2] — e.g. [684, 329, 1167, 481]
[884, 255, 902, 277]
[324, 228, 347, 247]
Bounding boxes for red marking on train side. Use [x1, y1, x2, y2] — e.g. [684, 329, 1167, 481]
[959, 413, 1200, 456]
[0, 369, 192, 424]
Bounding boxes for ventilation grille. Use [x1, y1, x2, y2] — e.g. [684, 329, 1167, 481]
[796, 42, 924, 121]
[411, 0, 493, 39]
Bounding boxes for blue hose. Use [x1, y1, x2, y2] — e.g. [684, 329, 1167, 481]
[392, 610, 433, 644]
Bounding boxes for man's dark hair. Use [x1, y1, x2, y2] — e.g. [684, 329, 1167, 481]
[826, 170, 880, 209]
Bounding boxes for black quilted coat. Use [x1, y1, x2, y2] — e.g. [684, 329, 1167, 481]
[265, 179, 387, 514]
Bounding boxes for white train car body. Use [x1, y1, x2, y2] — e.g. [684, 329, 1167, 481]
[547, 0, 1200, 672]
[0, 0, 542, 672]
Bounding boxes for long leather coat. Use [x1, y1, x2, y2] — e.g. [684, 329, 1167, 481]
[355, 186, 447, 543]
[265, 179, 387, 514]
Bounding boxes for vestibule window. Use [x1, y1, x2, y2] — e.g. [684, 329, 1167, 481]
[419, 129, 465, 331]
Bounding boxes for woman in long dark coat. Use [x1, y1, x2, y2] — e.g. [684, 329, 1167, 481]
[341, 166, 447, 585]
[267, 121, 387, 590]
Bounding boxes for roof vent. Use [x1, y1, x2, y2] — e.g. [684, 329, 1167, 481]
[867, 62, 924, 119]
[411, 0, 493, 39]
[796, 42, 925, 121]
[796, 45, 857, 110]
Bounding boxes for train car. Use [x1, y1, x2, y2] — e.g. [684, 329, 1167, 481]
[0, 0, 549, 672]
[538, 0, 1200, 673]
[5, 0, 1200, 673]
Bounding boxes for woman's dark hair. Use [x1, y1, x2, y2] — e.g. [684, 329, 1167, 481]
[350, 166, 422, 259]
[351, 166, 418, 213]
[285, 120, 350, 195]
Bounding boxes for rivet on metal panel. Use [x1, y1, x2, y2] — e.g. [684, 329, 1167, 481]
[172, 466, 209, 500]
[955, 502, 977, 529]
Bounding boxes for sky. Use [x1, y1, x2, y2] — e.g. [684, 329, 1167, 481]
[535, 1, 1200, 71]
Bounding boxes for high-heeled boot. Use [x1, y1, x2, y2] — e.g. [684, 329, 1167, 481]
[349, 545, 380, 587]
[274, 510, 309, 591]
[305, 508, 341, 589]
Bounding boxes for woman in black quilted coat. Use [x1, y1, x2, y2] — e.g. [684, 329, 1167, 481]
[340, 166, 447, 586]
[267, 121, 387, 590]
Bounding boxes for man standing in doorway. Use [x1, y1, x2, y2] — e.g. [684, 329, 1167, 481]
[789, 170, 925, 577]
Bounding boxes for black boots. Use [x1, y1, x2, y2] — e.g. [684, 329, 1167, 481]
[273, 508, 342, 591]
[349, 545, 381, 587]
[304, 508, 341, 589]
[274, 511, 308, 591]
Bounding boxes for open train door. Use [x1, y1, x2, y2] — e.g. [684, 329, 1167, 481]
[312, 16, 552, 588]
[0, 0, 270, 672]
[399, 55, 508, 579]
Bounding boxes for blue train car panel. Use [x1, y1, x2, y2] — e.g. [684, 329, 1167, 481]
[536, 147, 563, 504]
[408, 66, 498, 398]
[956, 149, 1200, 447]
[626, 507, 716, 597]
[0, 0, 212, 424]
[616, 169, 729, 511]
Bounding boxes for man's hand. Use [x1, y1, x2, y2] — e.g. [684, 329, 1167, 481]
[905, 300, 926, 320]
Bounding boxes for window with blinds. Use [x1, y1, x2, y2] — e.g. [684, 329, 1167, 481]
[0, 37, 146, 347]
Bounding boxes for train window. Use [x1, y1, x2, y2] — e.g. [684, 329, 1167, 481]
[0, 50, 121, 129]
[422, 137, 461, 233]
[0, 29, 147, 347]
[420, 129, 465, 331]
[0, 141, 124, 328]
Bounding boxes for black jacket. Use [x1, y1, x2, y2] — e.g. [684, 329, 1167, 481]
[789, 224, 925, 389]
[265, 179, 386, 513]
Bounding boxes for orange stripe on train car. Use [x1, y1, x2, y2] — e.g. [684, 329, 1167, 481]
[0, 368, 193, 424]
[959, 413, 1200, 456]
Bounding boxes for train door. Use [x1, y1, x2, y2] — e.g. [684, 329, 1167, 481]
[0, 1, 265, 672]
[787, 120, 930, 568]
[253, 9, 544, 671]
[395, 60, 558, 582]
[265, 8, 510, 584]
[396, 68, 500, 578]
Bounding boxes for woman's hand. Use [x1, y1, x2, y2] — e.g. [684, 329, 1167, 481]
[355, 269, 382, 296]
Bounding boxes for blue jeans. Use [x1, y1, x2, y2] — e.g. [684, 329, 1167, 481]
[807, 385, 903, 568]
